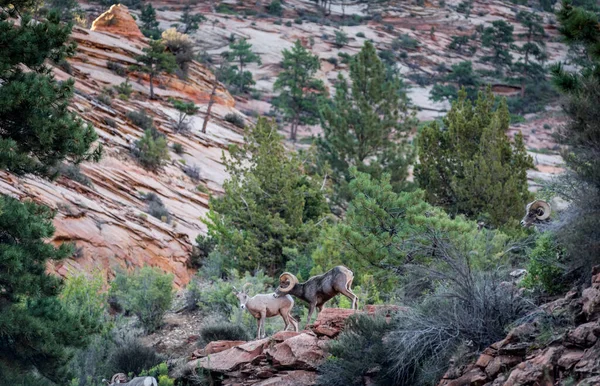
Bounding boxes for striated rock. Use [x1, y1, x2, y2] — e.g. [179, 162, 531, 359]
[308, 308, 357, 338]
[189, 338, 270, 373]
[266, 333, 326, 370]
[565, 322, 600, 348]
[91, 5, 144, 40]
[253, 370, 317, 386]
[191, 340, 247, 358]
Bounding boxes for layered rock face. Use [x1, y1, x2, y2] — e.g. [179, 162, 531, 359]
[0, 5, 243, 286]
[439, 266, 600, 386]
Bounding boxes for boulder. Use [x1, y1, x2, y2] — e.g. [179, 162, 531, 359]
[565, 322, 600, 348]
[188, 338, 270, 373]
[582, 267, 600, 321]
[192, 340, 247, 358]
[266, 333, 327, 370]
[308, 308, 356, 338]
[91, 5, 144, 40]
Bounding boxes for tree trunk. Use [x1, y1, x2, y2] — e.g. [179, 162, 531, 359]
[149, 72, 155, 100]
[202, 78, 219, 134]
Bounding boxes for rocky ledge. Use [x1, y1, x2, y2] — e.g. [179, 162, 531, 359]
[439, 266, 600, 386]
[182, 306, 396, 386]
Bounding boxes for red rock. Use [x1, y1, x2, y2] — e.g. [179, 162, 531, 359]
[271, 331, 304, 342]
[582, 285, 600, 321]
[253, 370, 317, 386]
[308, 308, 357, 338]
[475, 354, 494, 368]
[266, 333, 327, 370]
[189, 338, 270, 372]
[445, 368, 488, 386]
[557, 350, 585, 369]
[566, 322, 600, 348]
[91, 5, 144, 40]
[484, 355, 522, 378]
[201, 340, 247, 356]
[503, 346, 562, 386]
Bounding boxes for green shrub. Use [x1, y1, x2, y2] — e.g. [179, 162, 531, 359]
[127, 109, 155, 131]
[334, 30, 348, 47]
[58, 163, 92, 187]
[140, 363, 175, 386]
[317, 314, 395, 386]
[110, 339, 165, 376]
[97, 93, 112, 106]
[356, 32, 365, 38]
[107, 60, 127, 76]
[183, 164, 201, 181]
[133, 129, 169, 171]
[114, 79, 133, 100]
[60, 272, 109, 332]
[109, 267, 174, 333]
[172, 142, 184, 154]
[392, 34, 419, 50]
[285, 20, 292, 27]
[224, 113, 245, 128]
[200, 322, 250, 344]
[266, 0, 282, 16]
[522, 233, 566, 295]
[141, 192, 170, 222]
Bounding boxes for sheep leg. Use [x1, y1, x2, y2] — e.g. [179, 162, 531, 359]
[256, 317, 262, 340]
[288, 314, 299, 332]
[307, 303, 316, 325]
[260, 311, 267, 338]
[340, 288, 359, 310]
[280, 311, 289, 332]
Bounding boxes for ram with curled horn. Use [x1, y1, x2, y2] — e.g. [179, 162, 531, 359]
[520, 200, 552, 228]
[273, 266, 358, 324]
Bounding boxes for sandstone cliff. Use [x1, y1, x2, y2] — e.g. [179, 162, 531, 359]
[0, 4, 244, 286]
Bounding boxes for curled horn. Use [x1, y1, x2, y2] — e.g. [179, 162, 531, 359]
[530, 200, 551, 220]
[232, 286, 239, 293]
[277, 272, 299, 293]
[242, 282, 252, 293]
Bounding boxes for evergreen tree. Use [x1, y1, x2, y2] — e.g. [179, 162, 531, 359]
[0, 196, 100, 381]
[132, 39, 177, 99]
[46, 0, 81, 21]
[547, 0, 600, 272]
[0, 7, 101, 177]
[514, 11, 547, 98]
[481, 20, 514, 73]
[448, 35, 475, 55]
[317, 41, 416, 206]
[179, 3, 205, 34]
[222, 37, 261, 93]
[204, 118, 328, 274]
[416, 88, 533, 227]
[430, 61, 480, 102]
[140, 3, 161, 39]
[273, 40, 325, 141]
[170, 98, 198, 133]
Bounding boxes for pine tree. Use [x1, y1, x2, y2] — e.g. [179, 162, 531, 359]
[0, 8, 101, 177]
[204, 118, 328, 274]
[170, 98, 198, 133]
[0, 196, 101, 381]
[179, 3, 205, 34]
[481, 20, 514, 73]
[515, 11, 547, 98]
[430, 61, 480, 102]
[416, 88, 533, 227]
[222, 37, 261, 93]
[546, 0, 600, 272]
[132, 39, 177, 99]
[140, 3, 161, 39]
[317, 41, 416, 206]
[273, 40, 325, 141]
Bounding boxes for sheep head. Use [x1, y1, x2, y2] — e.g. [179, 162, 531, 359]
[233, 283, 252, 309]
[521, 200, 551, 227]
[274, 272, 299, 298]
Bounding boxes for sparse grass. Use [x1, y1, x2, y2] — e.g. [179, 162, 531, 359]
[200, 322, 250, 344]
[224, 113, 245, 129]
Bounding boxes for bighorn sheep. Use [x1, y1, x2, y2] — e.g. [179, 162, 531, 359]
[104, 373, 157, 386]
[233, 285, 299, 339]
[274, 266, 358, 324]
[521, 200, 551, 227]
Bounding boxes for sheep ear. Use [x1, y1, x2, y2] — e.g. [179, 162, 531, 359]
[232, 286, 238, 294]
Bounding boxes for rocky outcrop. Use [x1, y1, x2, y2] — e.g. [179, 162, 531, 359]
[91, 4, 144, 40]
[184, 307, 365, 385]
[439, 266, 600, 386]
